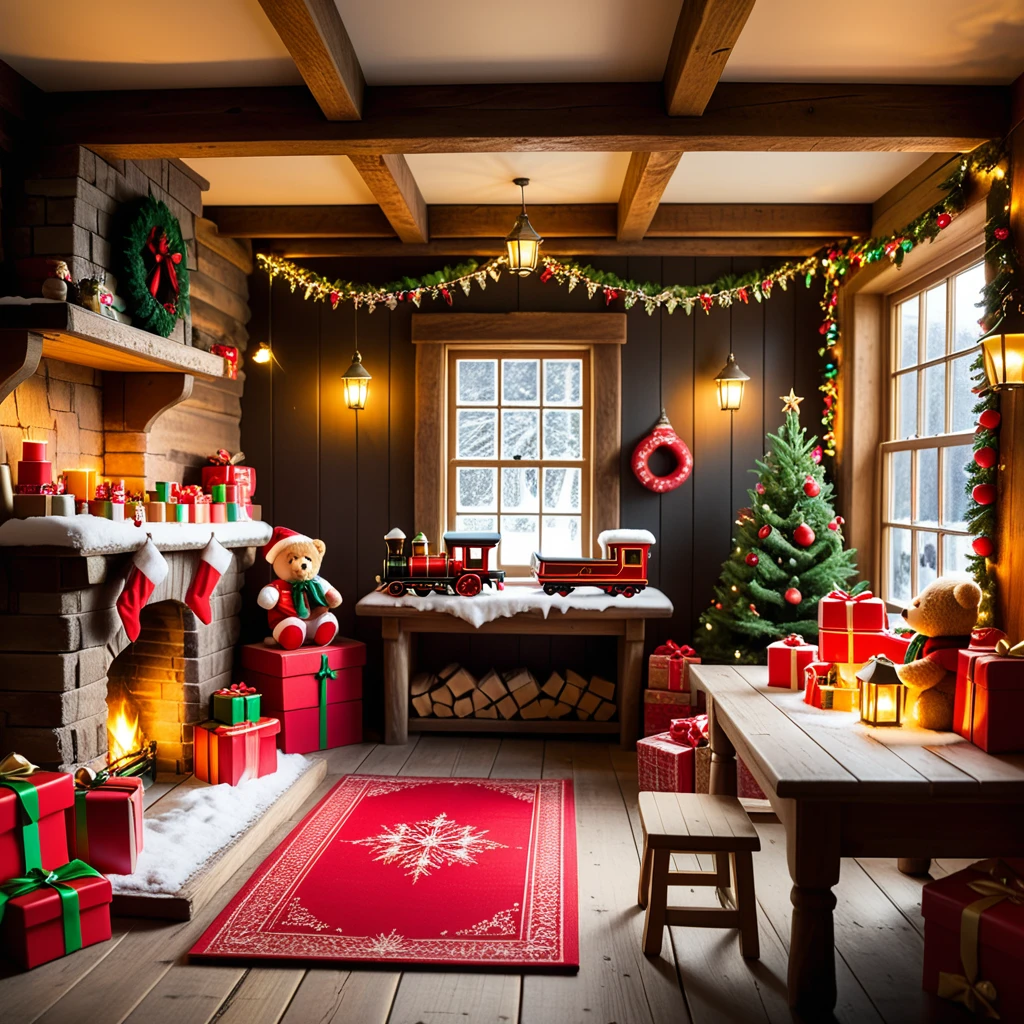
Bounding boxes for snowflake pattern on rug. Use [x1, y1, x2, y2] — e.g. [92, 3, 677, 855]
[456, 903, 520, 937]
[346, 811, 506, 884]
[281, 896, 330, 933]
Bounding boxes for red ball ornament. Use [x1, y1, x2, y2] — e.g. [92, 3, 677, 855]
[972, 483, 996, 505]
[745, 552, 759, 567]
[784, 587, 802, 606]
[755, 482, 766, 495]
[793, 523, 816, 547]
[811, 446, 823, 464]
[974, 446, 998, 469]
[979, 409, 1002, 431]
[973, 536, 994, 558]
[803, 475, 821, 498]
[758, 524, 772, 539]
[835, 515, 845, 526]
[936, 212, 952, 229]
[827, 518, 839, 531]
[994, 227, 1010, 242]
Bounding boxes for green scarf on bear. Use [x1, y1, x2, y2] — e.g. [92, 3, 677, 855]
[290, 579, 328, 619]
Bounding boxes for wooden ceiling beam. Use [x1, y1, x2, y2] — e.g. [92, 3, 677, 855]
[664, 0, 757, 117]
[348, 153, 428, 243]
[41, 82, 1006, 158]
[205, 204, 395, 238]
[617, 151, 684, 241]
[255, 0, 364, 120]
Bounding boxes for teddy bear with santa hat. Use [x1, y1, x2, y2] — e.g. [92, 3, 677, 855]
[258, 526, 343, 649]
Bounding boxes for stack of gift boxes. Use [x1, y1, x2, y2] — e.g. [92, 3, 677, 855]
[193, 682, 282, 786]
[643, 641, 701, 737]
[954, 630, 1024, 754]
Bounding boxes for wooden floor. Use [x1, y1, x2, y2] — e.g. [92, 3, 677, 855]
[3, 738, 976, 1024]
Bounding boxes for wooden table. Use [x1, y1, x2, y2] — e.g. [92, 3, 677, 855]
[355, 586, 673, 748]
[691, 663, 1024, 1017]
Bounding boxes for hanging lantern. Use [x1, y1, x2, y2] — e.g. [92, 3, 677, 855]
[980, 303, 1024, 391]
[714, 353, 750, 411]
[504, 177, 543, 277]
[856, 656, 905, 727]
[252, 342, 271, 365]
[341, 350, 371, 410]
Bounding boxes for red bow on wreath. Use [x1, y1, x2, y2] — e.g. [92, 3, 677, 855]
[146, 226, 182, 301]
[215, 683, 257, 697]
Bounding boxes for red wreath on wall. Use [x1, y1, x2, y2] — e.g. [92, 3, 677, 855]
[631, 411, 693, 493]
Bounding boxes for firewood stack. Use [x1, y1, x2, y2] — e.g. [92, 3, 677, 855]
[411, 664, 617, 722]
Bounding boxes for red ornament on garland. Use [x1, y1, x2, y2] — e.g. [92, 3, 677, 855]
[972, 483, 996, 505]
[973, 536, 994, 558]
[811, 446, 823, 464]
[755, 482, 766, 495]
[631, 411, 693, 493]
[974, 446, 997, 469]
[994, 227, 1010, 241]
[803, 475, 820, 498]
[758, 524, 772, 539]
[745, 552, 759, 567]
[936, 213, 952, 229]
[793, 523, 816, 547]
[979, 409, 1002, 430]
[784, 587, 802, 605]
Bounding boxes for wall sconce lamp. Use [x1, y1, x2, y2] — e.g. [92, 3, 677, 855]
[341, 309, 371, 410]
[714, 353, 749, 411]
[252, 343, 271, 364]
[505, 177, 543, 277]
[856, 656, 905, 727]
[980, 303, 1024, 391]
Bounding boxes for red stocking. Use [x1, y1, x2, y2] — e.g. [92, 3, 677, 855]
[117, 537, 168, 642]
[185, 537, 233, 625]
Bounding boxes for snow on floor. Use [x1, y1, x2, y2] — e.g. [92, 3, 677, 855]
[108, 753, 313, 896]
[356, 584, 673, 628]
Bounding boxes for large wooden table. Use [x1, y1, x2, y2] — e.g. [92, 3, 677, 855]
[355, 586, 673, 748]
[692, 663, 1024, 1017]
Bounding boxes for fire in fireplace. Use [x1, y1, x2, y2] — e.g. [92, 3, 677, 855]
[106, 696, 157, 785]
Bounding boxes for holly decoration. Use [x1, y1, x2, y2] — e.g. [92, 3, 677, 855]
[793, 523, 816, 547]
[784, 587, 803, 606]
[803, 475, 820, 498]
[758, 524, 772, 539]
[745, 552, 759, 567]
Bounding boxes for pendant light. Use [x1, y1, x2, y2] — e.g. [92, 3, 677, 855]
[341, 308, 371, 410]
[714, 353, 750, 411]
[505, 177, 543, 277]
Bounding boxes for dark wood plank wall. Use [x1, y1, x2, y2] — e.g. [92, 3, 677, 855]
[242, 255, 824, 735]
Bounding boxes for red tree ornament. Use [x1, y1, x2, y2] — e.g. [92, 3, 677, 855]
[994, 227, 1010, 241]
[758, 524, 772, 539]
[975, 446, 998, 469]
[979, 409, 1002, 430]
[784, 587, 802, 605]
[973, 536, 994, 558]
[793, 524, 816, 547]
[936, 213, 952, 229]
[972, 483, 997, 505]
[803, 475, 821, 498]
[755, 483, 766, 495]
[745, 552, 759, 567]
[811, 446, 823, 464]
[631, 411, 693, 493]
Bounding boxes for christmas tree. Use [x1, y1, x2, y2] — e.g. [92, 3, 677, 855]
[696, 391, 867, 663]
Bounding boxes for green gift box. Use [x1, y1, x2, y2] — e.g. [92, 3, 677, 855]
[226, 502, 240, 522]
[211, 685, 261, 725]
[154, 481, 177, 502]
[211, 483, 227, 502]
[175, 502, 189, 522]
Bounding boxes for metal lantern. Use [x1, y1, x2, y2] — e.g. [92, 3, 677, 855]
[341, 350, 371, 410]
[980, 304, 1024, 391]
[856, 656, 905, 727]
[714, 353, 750, 411]
[505, 177, 543, 277]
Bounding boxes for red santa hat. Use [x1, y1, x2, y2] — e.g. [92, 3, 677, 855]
[262, 525, 314, 564]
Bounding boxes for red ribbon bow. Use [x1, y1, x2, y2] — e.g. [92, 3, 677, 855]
[655, 640, 697, 660]
[146, 226, 182, 299]
[177, 484, 209, 505]
[782, 633, 806, 647]
[215, 683, 256, 697]
[669, 714, 708, 748]
[827, 588, 874, 602]
[970, 627, 1007, 650]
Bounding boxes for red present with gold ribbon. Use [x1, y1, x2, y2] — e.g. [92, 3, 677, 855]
[767, 633, 818, 689]
[643, 690, 693, 737]
[0, 754, 74, 883]
[194, 717, 280, 786]
[955, 635, 1024, 754]
[637, 732, 695, 793]
[66, 770, 144, 876]
[818, 588, 886, 631]
[0, 860, 111, 970]
[648, 641, 700, 696]
[923, 858, 1024, 1020]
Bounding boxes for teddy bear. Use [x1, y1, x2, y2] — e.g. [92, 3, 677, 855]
[897, 576, 982, 730]
[258, 526, 343, 649]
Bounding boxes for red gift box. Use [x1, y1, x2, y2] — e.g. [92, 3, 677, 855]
[643, 690, 693, 737]
[202, 464, 256, 499]
[66, 774, 144, 876]
[872, 629, 914, 663]
[818, 627, 892, 665]
[767, 633, 817, 689]
[922, 858, 1024, 1020]
[818, 588, 886, 632]
[954, 640, 1024, 754]
[0, 763, 74, 882]
[240, 639, 367, 676]
[648, 641, 699, 695]
[637, 733, 695, 792]
[0, 867, 112, 970]
[194, 717, 280, 786]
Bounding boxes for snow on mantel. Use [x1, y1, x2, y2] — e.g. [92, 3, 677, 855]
[0, 515, 272, 555]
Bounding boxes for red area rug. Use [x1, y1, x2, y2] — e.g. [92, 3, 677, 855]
[191, 774, 578, 970]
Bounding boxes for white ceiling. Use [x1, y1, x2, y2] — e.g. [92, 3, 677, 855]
[186, 156, 375, 206]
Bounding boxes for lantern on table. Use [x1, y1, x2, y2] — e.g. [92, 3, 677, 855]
[856, 656, 905, 727]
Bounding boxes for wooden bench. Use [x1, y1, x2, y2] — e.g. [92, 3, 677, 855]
[637, 791, 761, 958]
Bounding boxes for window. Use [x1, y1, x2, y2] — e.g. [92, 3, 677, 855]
[880, 257, 985, 609]
[447, 349, 591, 576]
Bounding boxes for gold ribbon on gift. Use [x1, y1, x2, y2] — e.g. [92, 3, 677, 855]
[994, 639, 1024, 657]
[0, 752, 39, 778]
[936, 858, 1024, 1019]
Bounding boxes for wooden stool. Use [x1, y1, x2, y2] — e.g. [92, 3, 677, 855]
[637, 791, 761, 958]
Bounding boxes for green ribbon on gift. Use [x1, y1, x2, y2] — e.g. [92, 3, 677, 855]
[0, 753, 44, 873]
[290, 579, 328, 619]
[0, 860, 102, 955]
[316, 654, 337, 750]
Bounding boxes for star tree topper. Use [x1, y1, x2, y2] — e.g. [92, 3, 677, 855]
[780, 388, 804, 414]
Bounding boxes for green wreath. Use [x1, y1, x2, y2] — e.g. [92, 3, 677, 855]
[120, 195, 190, 337]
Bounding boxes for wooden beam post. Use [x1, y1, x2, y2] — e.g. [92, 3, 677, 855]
[617, 151, 684, 241]
[348, 154, 429, 244]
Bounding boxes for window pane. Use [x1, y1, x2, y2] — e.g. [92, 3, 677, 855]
[950, 355, 977, 433]
[502, 359, 539, 405]
[917, 530, 938, 591]
[924, 282, 947, 361]
[953, 263, 986, 351]
[456, 467, 496, 512]
[898, 297, 919, 368]
[499, 515, 539, 565]
[543, 467, 582, 513]
[542, 516, 581, 557]
[457, 359, 497, 405]
[889, 451, 911, 522]
[501, 466, 539, 513]
[500, 409, 539, 460]
[543, 409, 582, 459]
[544, 359, 583, 406]
[942, 533, 973, 577]
[456, 409, 497, 459]
[916, 448, 938, 524]
[941, 444, 972, 528]
[888, 528, 912, 605]
[898, 372, 918, 439]
[922, 363, 946, 436]
[456, 514, 497, 533]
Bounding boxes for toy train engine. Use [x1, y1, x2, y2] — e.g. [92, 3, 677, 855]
[378, 528, 505, 597]
[532, 529, 655, 597]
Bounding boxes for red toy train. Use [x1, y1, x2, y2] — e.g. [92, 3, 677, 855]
[377, 528, 505, 597]
[532, 529, 655, 597]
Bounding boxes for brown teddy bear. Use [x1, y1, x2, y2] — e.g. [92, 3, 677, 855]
[898, 577, 982, 730]
[258, 526, 342, 649]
